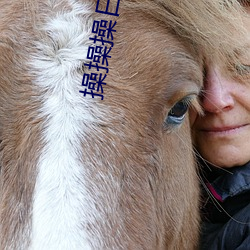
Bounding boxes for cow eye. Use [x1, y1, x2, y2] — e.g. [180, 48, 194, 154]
[165, 96, 193, 127]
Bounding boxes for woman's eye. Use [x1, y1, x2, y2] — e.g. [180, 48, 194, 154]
[165, 98, 190, 126]
[235, 64, 250, 76]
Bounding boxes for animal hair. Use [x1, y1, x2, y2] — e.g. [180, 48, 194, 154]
[0, 0, 247, 249]
[120, 0, 247, 69]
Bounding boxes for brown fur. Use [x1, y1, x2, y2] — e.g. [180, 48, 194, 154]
[0, 0, 246, 249]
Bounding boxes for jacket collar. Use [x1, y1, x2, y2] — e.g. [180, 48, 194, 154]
[201, 161, 250, 202]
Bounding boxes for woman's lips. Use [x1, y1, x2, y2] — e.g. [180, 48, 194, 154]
[200, 124, 249, 136]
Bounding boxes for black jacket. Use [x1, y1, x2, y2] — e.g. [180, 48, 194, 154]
[199, 162, 250, 250]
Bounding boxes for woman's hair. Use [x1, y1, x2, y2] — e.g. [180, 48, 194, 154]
[239, 0, 250, 7]
[121, 0, 247, 73]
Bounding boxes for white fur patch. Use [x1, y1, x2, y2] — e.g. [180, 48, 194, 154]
[29, 1, 101, 249]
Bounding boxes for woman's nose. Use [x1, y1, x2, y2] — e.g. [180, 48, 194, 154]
[201, 66, 235, 113]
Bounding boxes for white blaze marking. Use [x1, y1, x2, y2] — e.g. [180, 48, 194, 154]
[30, 1, 99, 249]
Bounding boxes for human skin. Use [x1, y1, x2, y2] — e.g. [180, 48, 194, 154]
[191, 7, 250, 168]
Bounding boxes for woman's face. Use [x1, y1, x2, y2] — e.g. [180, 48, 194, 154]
[191, 8, 250, 168]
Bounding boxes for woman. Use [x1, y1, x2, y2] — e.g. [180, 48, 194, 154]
[191, 3, 250, 250]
